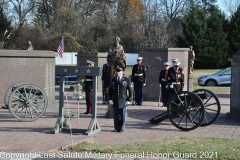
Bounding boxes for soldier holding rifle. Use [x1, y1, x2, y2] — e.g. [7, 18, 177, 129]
[159, 62, 170, 107]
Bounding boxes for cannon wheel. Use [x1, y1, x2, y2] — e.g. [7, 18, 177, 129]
[8, 84, 48, 122]
[193, 89, 221, 126]
[167, 91, 205, 131]
[4, 82, 31, 106]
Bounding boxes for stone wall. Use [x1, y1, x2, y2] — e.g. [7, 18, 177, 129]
[138, 48, 189, 101]
[0, 50, 56, 105]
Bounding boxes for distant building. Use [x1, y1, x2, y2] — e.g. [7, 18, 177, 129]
[125, 53, 138, 66]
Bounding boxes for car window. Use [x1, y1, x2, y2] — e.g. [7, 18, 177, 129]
[67, 77, 77, 81]
[214, 68, 231, 75]
[214, 70, 223, 75]
[65, 76, 77, 81]
[222, 69, 231, 75]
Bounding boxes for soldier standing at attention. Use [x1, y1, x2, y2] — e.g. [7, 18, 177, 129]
[109, 66, 132, 133]
[101, 62, 111, 104]
[131, 57, 146, 106]
[167, 61, 184, 97]
[83, 60, 94, 114]
[159, 62, 170, 107]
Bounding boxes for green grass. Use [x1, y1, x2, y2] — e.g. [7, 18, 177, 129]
[193, 69, 230, 94]
[63, 137, 240, 159]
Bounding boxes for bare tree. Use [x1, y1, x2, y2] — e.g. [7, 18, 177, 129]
[222, 0, 240, 16]
[140, 0, 188, 48]
[9, 0, 35, 27]
[158, 0, 188, 21]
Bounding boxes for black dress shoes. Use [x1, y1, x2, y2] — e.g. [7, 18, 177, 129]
[111, 130, 118, 132]
[83, 112, 90, 114]
[118, 130, 124, 133]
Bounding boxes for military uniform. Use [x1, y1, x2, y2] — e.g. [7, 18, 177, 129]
[167, 62, 184, 97]
[109, 66, 132, 132]
[131, 57, 146, 105]
[101, 63, 111, 103]
[159, 62, 170, 107]
[83, 60, 94, 114]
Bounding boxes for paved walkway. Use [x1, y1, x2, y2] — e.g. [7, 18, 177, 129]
[0, 87, 239, 159]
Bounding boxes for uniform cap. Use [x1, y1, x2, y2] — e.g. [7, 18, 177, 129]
[137, 57, 143, 61]
[163, 62, 170, 66]
[86, 60, 94, 64]
[173, 61, 181, 67]
[86, 60, 91, 64]
[171, 58, 179, 62]
[115, 66, 124, 71]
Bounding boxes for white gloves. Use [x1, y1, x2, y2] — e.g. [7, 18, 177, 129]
[131, 82, 134, 85]
[143, 83, 146, 86]
[170, 84, 174, 88]
[159, 84, 161, 87]
[161, 78, 165, 81]
[81, 79, 85, 83]
[125, 101, 130, 105]
[109, 100, 113, 105]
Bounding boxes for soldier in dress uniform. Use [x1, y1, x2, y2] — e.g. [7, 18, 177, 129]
[167, 61, 184, 97]
[109, 66, 132, 133]
[83, 60, 94, 114]
[101, 63, 111, 104]
[131, 57, 146, 105]
[159, 62, 170, 107]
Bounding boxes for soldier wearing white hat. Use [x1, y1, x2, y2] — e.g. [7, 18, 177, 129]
[167, 61, 184, 97]
[131, 57, 146, 105]
[158, 62, 170, 107]
[83, 60, 95, 114]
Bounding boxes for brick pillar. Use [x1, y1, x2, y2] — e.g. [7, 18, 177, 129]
[228, 55, 240, 117]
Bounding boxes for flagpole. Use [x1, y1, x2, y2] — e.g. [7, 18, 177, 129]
[61, 36, 64, 66]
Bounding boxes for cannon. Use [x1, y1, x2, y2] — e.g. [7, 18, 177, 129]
[4, 81, 82, 122]
[149, 89, 221, 131]
[4, 82, 48, 122]
[3, 66, 102, 136]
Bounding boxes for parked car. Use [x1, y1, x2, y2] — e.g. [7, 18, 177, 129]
[198, 67, 231, 86]
[55, 75, 78, 85]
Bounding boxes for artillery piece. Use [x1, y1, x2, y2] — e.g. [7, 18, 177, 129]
[3, 65, 102, 136]
[149, 89, 221, 131]
[4, 82, 48, 122]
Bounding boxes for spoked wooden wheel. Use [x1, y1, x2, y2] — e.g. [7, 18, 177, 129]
[4, 82, 31, 106]
[167, 91, 205, 131]
[8, 84, 48, 122]
[193, 89, 221, 126]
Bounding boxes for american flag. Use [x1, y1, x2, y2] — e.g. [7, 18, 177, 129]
[57, 39, 64, 58]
